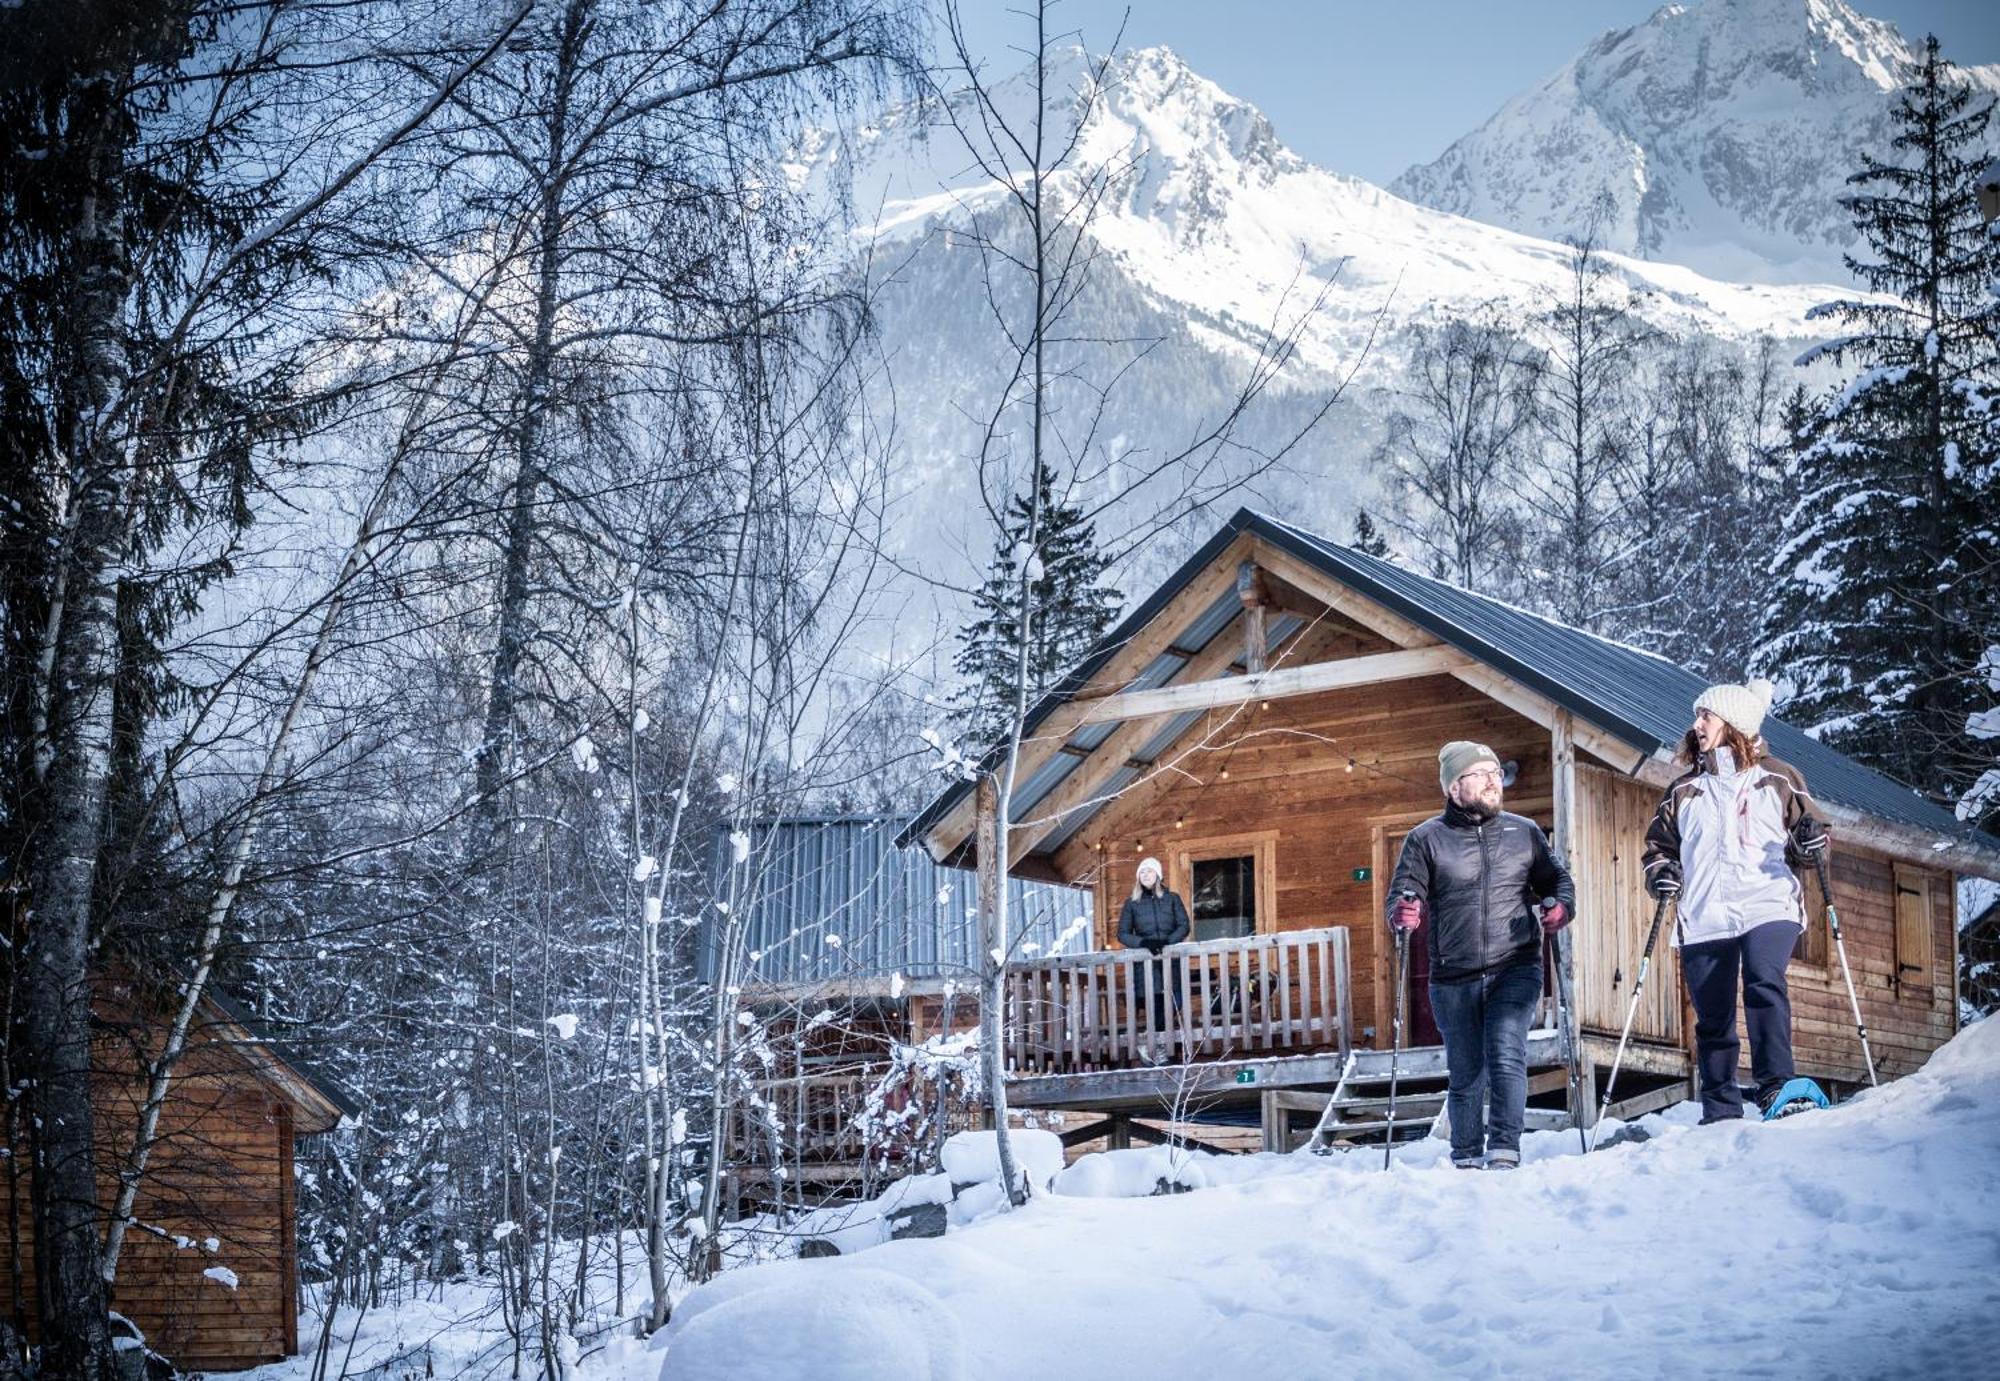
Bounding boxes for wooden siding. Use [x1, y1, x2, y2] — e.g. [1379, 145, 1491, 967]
[1048, 647, 1556, 1048]
[1777, 844, 1957, 1085]
[1573, 766, 1683, 1046]
[2, 986, 305, 1371]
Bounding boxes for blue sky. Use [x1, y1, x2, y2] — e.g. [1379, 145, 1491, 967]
[952, 1, 2000, 185]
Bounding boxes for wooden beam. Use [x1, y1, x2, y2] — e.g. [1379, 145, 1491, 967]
[1551, 707, 1578, 863]
[1237, 560, 1269, 676]
[1076, 646, 1474, 726]
[1010, 606, 1269, 857]
[1247, 538, 1441, 647]
[921, 535, 1258, 861]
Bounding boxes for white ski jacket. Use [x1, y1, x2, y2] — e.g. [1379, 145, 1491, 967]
[1642, 746, 1819, 949]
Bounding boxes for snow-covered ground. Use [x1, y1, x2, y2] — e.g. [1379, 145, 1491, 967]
[646, 1016, 2000, 1381]
[263, 1020, 1999, 1379]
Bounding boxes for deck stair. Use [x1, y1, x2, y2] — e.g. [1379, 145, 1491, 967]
[1285, 1030, 1572, 1154]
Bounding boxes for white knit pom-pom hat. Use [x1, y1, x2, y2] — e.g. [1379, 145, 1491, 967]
[1694, 677, 1776, 739]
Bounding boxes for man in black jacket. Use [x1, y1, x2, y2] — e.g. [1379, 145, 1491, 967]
[1386, 741, 1576, 1169]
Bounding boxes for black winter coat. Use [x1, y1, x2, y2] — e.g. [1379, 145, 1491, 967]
[1117, 889, 1191, 954]
[1385, 802, 1576, 984]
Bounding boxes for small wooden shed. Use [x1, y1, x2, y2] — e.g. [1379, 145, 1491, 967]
[899, 509, 2000, 1146]
[3, 977, 348, 1372]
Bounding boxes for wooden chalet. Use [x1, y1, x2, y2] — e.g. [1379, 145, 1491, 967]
[4, 978, 348, 1372]
[897, 508, 2000, 1152]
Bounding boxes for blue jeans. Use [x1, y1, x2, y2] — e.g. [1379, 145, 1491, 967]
[1428, 957, 1542, 1160]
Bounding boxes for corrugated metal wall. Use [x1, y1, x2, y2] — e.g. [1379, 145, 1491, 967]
[700, 817, 1092, 986]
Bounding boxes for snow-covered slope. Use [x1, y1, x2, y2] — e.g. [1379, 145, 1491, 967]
[651, 1016, 2000, 1379]
[1392, 0, 2000, 285]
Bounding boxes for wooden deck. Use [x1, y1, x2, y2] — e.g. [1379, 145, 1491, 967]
[1007, 1029, 1566, 1115]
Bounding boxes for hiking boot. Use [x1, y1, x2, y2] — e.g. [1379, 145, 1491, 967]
[1485, 1150, 1520, 1171]
[1451, 1155, 1482, 1170]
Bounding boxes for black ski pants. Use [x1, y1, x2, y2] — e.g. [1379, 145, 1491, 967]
[1681, 920, 1799, 1121]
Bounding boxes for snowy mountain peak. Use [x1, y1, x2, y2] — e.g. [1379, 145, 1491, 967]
[1391, 0, 2000, 284]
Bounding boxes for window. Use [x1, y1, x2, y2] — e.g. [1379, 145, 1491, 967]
[1170, 831, 1275, 938]
[1190, 855, 1256, 941]
[1893, 864, 1935, 991]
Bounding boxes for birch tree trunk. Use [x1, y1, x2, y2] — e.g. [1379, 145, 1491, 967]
[19, 68, 132, 1381]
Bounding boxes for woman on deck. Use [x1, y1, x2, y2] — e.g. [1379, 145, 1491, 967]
[1118, 857, 1190, 1042]
[1642, 678, 1829, 1123]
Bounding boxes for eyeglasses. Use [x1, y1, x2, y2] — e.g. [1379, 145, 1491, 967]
[1456, 766, 1503, 787]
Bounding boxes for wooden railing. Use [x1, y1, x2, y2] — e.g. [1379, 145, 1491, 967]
[731, 1068, 879, 1165]
[1004, 926, 1352, 1075]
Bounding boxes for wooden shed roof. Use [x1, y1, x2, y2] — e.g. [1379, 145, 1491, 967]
[201, 985, 354, 1135]
[901, 508, 2000, 879]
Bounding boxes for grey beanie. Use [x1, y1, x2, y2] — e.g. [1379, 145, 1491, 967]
[1438, 740, 1500, 793]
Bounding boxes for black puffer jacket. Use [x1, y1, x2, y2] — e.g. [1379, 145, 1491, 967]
[1385, 802, 1576, 984]
[1117, 889, 1191, 954]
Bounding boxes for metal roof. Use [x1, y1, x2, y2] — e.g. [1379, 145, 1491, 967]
[701, 817, 1090, 988]
[901, 507, 1998, 868]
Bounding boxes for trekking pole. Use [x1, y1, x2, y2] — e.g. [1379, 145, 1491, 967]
[1813, 849, 1879, 1088]
[1588, 894, 1672, 1152]
[1545, 912, 1587, 1156]
[1383, 895, 1414, 1172]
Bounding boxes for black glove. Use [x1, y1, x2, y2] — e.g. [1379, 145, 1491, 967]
[1791, 816, 1829, 859]
[1644, 857, 1682, 900]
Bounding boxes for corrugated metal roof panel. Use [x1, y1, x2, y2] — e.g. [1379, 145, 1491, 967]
[700, 817, 1091, 987]
[1250, 510, 1978, 846]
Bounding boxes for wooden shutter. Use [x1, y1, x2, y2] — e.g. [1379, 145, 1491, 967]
[1892, 865, 1934, 991]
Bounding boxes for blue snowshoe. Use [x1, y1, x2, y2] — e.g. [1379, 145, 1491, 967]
[1761, 1077, 1830, 1121]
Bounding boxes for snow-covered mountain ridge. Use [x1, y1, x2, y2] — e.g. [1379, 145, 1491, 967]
[1392, 0, 2000, 284]
[832, 41, 1846, 377]
[809, 41, 1863, 599]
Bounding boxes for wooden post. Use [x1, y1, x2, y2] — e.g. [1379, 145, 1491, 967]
[1550, 708, 1577, 866]
[1550, 709, 1592, 1130]
[1237, 560, 1268, 675]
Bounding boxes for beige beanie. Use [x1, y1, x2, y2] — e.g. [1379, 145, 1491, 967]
[1694, 678, 1776, 739]
[1438, 740, 1500, 793]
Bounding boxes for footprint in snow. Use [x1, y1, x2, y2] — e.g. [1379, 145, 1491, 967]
[1789, 1180, 1848, 1221]
[1418, 1299, 1460, 1323]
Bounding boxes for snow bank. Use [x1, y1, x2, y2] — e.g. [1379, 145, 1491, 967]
[1053, 1146, 1218, 1198]
[657, 1020, 2000, 1378]
[662, 1265, 964, 1381]
[940, 1128, 1063, 1193]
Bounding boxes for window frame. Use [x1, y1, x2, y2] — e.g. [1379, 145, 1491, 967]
[1168, 830, 1278, 938]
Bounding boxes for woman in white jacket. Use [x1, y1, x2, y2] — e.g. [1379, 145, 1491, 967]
[1642, 679, 1828, 1123]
